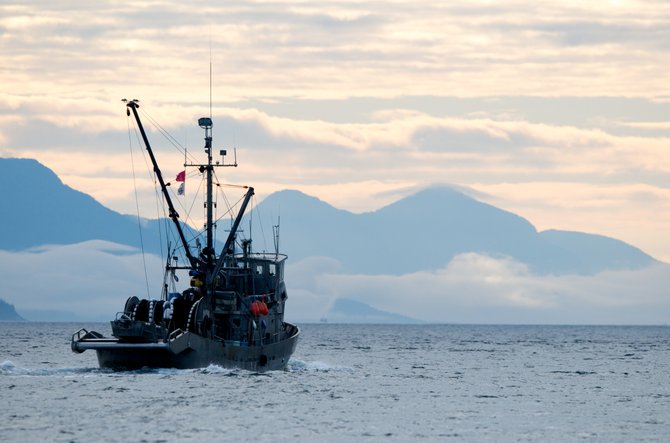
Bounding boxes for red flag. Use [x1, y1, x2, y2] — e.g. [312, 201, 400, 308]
[175, 170, 186, 182]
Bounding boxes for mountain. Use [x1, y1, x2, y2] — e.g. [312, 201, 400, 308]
[248, 188, 658, 275]
[0, 299, 25, 321]
[18, 308, 106, 322]
[0, 158, 194, 254]
[324, 298, 422, 324]
[0, 158, 657, 277]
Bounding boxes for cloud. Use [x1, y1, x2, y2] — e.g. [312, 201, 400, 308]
[286, 253, 670, 325]
[531, 17, 670, 49]
[619, 121, 670, 131]
[3, 1, 670, 102]
[0, 241, 168, 318]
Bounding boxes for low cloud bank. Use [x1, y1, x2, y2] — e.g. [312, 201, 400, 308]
[0, 241, 166, 320]
[1, 243, 667, 324]
[286, 254, 670, 325]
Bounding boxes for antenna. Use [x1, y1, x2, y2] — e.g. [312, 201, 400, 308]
[209, 32, 213, 121]
[274, 215, 281, 258]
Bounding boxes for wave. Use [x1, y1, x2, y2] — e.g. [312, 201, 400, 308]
[195, 364, 238, 376]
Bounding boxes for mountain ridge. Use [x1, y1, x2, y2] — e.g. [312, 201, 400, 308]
[0, 158, 196, 255]
[324, 298, 423, 324]
[0, 157, 658, 277]
[252, 187, 657, 275]
[0, 298, 25, 321]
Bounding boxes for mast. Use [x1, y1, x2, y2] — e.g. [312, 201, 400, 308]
[125, 99, 199, 269]
[199, 117, 215, 266]
[188, 116, 243, 289]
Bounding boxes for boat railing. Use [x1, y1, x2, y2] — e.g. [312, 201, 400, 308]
[72, 328, 104, 341]
[72, 328, 89, 342]
[233, 252, 288, 263]
[71, 328, 106, 352]
[168, 328, 185, 341]
[114, 312, 132, 321]
[263, 330, 281, 343]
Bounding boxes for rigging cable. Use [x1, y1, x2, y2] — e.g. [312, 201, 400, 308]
[211, 173, 251, 246]
[180, 172, 208, 253]
[139, 108, 200, 165]
[130, 117, 168, 264]
[129, 113, 189, 280]
[212, 169, 232, 245]
[127, 113, 151, 299]
[251, 195, 270, 253]
[131, 112, 201, 268]
[138, 108, 214, 260]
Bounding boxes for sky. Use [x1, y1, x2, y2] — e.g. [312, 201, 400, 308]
[1, 1, 669, 323]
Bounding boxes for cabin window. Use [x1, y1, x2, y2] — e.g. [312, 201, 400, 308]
[256, 264, 264, 275]
[269, 264, 276, 276]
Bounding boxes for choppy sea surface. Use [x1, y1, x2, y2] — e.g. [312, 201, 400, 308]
[1, 322, 669, 442]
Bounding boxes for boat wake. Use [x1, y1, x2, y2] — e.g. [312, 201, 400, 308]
[288, 359, 354, 373]
[1, 359, 350, 377]
[1, 360, 103, 377]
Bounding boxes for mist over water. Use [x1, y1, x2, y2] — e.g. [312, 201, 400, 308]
[1, 322, 669, 442]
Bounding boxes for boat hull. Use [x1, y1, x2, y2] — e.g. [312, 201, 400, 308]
[73, 323, 299, 372]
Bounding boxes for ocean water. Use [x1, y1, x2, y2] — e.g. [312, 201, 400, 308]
[1, 323, 669, 442]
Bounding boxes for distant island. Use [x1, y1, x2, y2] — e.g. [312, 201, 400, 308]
[323, 298, 422, 324]
[0, 298, 25, 321]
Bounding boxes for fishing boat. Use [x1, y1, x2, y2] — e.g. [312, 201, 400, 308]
[71, 99, 299, 371]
